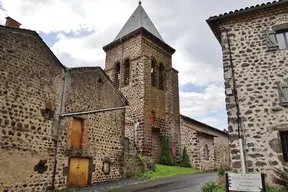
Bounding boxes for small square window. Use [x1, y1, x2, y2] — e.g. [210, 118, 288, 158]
[276, 31, 288, 50]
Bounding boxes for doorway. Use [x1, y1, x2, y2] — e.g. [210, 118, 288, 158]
[68, 157, 89, 188]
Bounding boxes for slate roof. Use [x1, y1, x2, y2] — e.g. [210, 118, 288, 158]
[114, 2, 163, 42]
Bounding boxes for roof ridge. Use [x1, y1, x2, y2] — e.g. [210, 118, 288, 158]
[113, 3, 163, 42]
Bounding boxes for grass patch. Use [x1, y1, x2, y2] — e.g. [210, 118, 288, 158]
[135, 164, 200, 180]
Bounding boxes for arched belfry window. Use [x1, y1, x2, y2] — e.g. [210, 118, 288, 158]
[159, 63, 164, 90]
[115, 62, 120, 88]
[124, 59, 130, 86]
[151, 59, 156, 87]
[204, 144, 209, 160]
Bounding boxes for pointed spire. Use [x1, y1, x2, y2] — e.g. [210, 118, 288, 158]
[114, 2, 163, 41]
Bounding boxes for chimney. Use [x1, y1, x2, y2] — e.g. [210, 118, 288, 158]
[5, 17, 21, 28]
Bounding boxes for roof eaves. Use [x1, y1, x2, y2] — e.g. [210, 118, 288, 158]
[103, 27, 175, 54]
[206, 0, 288, 43]
[180, 114, 228, 135]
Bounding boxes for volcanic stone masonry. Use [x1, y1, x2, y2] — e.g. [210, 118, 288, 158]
[207, 0, 288, 178]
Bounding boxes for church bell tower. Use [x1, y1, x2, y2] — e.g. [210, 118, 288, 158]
[103, 1, 180, 161]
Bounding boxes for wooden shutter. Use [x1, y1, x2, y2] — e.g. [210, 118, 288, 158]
[265, 28, 278, 50]
[279, 82, 288, 106]
[71, 118, 82, 149]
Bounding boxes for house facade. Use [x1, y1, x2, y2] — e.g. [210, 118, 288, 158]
[0, 20, 127, 191]
[103, 2, 181, 162]
[207, 0, 288, 176]
[181, 115, 230, 171]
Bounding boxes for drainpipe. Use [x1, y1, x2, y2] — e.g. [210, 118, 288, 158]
[51, 69, 68, 190]
[223, 27, 247, 174]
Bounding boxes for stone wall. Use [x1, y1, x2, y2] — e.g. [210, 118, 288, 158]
[180, 116, 230, 171]
[180, 124, 200, 169]
[214, 135, 230, 170]
[0, 26, 127, 191]
[199, 134, 215, 171]
[58, 68, 126, 186]
[218, 4, 288, 175]
[0, 26, 64, 192]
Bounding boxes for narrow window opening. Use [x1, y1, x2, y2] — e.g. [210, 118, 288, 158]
[124, 59, 130, 86]
[115, 62, 120, 88]
[159, 63, 164, 90]
[204, 144, 209, 160]
[123, 138, 129, 152]
[280, 131, 288, 162]
[151, 59, 156, 87]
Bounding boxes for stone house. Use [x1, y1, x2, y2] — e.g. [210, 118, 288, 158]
[207, 0, 288, 176]
[180, 115, 230, 171]
[103, 1, 181, 162]
[0, 18, 128, 191]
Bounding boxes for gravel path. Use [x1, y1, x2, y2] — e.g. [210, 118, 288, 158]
[61, 178, 148, 192]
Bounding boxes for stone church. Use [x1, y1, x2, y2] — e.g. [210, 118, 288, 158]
[0, 2, 229, 191]
[207, 0, 288, 177]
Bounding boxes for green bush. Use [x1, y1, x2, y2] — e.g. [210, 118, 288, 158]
[159, 136, 173, 166]
[174, 155, 183, 166]
[266, 183, 286, 192]
[218, 166, 225, 176]
[201, 181, 224, 192]
[180, 147, 191, 168]
[272, 165, 288, 190]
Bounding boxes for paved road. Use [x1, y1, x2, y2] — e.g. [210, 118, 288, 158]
[108, 172, 217, 192]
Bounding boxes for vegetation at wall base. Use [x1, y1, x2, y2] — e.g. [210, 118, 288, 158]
[180, 147, 191, 168]
[272, 165, 288, 190]
[135, 164, 199, 180]
[159, 136, 173, 166]
[200, 180, 288, 192]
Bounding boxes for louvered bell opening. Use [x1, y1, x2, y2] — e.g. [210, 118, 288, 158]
[124, 60, 130, 86]
[115, 63, 121, 88]
[159, 63, 164, 90]
[151, 60, 156, 87]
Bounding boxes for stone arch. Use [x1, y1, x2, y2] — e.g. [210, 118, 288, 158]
[204, 144, 209, 160]
[123, 58, 130, 86]
[114, 62, 121, 88]
[151, 57, 157, 87]
[159, 63, 164, 90]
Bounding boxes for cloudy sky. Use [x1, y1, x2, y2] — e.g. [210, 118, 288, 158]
[0, 0, 269, 130]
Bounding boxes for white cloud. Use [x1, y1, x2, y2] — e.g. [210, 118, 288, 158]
[197, 117, 222, 129]
[180, 84, 225, 117]
[0, 0, 269, 129]
[0, 0, 133, 33]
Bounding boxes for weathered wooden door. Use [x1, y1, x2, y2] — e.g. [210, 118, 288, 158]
[68, 157, 89, 188]
[71, 118, 82, 148]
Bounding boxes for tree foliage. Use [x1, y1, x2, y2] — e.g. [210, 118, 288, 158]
[180, 147, 191, 168]
[159, 136, 173, 166]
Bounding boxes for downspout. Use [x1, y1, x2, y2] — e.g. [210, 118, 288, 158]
[51, 69, 68, 190]
[223, 27, 247, 174]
